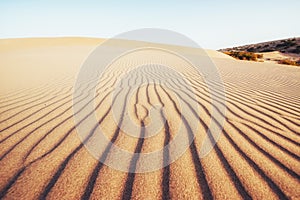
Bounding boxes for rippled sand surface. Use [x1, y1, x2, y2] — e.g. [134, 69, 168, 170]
[0, 38, 299, 199]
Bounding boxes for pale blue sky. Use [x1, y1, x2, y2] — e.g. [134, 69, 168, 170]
[0, 0, 299, 49]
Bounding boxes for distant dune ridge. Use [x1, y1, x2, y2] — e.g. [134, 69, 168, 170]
[0, 38, 300, 199]
[219, 37, 300, 55]
[219, 37, 300, 66]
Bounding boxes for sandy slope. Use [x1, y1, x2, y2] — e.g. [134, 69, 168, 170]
[260, 51, 300, 64]
[0, 38, 299, 200]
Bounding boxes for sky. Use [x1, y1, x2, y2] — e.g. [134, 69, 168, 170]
[0, 0, 299, 49]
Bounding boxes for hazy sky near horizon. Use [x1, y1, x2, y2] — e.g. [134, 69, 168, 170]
[0, 0, 299, 49]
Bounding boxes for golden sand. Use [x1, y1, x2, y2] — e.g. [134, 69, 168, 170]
[0, 38, 299, 199]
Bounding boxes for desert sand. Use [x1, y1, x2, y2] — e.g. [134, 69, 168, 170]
[0, 38, 299, 200]
[260, 51, 300, 64]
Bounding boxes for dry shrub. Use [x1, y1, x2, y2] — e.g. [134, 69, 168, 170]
[224, 51, 262, 61]
[278, 59, 300, 66]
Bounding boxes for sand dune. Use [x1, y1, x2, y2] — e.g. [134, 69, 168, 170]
[0, 38, 299, 199]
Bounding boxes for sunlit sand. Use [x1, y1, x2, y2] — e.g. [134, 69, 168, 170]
[0, 38, 299, 199]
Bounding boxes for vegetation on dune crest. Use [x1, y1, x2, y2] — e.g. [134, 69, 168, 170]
[278, 59, 300, 66]
[224, 51, 263, 61]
